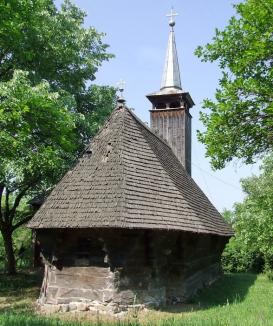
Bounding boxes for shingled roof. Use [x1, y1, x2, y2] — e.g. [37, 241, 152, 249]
[28, 104, 233, 236]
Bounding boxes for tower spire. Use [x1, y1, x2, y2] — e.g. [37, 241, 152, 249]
[161, 8, 182, 90]
[147, 9, 194, 175]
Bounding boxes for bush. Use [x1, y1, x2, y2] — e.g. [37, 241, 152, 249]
[221, 155, 273, 275]
[265, 270, 273, 281]
[221, 237, 264, 273]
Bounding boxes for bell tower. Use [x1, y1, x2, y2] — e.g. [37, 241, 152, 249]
[146, 9, 194, 175]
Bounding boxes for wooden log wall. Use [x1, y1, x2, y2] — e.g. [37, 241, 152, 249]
[150, 108, 192, 175]
[36, 229, 228, 313]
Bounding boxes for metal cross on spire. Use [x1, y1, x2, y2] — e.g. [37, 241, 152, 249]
[166, 8, 178, 29]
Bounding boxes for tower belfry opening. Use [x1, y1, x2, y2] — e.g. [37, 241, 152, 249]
[147, 9, 194, 175]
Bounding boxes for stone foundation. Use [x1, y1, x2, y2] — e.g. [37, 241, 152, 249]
[36, 229, 228, 313]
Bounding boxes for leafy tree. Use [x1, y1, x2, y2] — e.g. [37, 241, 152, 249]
[0, 0, 115, 143]
[222, 209, 236, 225]
[221, 154, 273, 273]
[76, 85, 117, 143]
[195, 0, 273, 169]
[0, 227, 32, 273]
[0, 0, 116, 274]
[236, 154, 273, 268]
[222, 237, 264, 273]
[0, 0, 112, 91]
[0, 71, 80, 274]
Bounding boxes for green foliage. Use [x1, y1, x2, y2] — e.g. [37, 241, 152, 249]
[0, 0, 116, 273]
[0, 0, 116, 144]
[221, 209, 236, 224]
[0, 228, 32, 272]
[0, 70, 78, 186]
[0, 0, 113, 92]
[76, 84, 117, 143]
[221, 154, 273, 273]
[195, 0, 273, 169]
[0, 69, 78, 193]
[265, 269, 273, 281]
[222, 237, 264, 273]
[0, 70, 80, 273]
[235, 154, 273, 268]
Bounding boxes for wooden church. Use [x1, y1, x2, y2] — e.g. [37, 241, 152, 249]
[28, 11, 233, 313]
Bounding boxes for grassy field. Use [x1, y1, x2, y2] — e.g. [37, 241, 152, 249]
[0, 272, 272, 326]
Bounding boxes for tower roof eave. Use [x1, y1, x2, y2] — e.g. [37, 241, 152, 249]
[146, 89, 195, 108]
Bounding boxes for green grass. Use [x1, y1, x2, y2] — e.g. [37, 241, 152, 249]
[0, 272, 272, 326]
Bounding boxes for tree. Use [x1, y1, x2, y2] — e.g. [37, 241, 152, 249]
[0, 71, 80, 274]
[222, 154, 273, 273]
[0, 0, 115, 144]
[195, 0, 273, 169]
[235, 154, 273, 268]
[0, 0, 112, 91]
[0, 0, 116, 274]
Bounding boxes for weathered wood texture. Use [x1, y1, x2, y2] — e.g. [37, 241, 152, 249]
[148, 90, 193, 175]
[37, 229, 228, 313]
[150, 107, 191, 175]
[28, 107, 233, 237]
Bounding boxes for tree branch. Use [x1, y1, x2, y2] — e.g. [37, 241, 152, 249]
[12, 214, 34, 232]
[8, 185, 31, 222]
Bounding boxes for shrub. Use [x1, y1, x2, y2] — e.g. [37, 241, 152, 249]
[221, 237, 264, 273]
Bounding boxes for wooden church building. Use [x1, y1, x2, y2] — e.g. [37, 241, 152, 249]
[28, 11, 233, 313]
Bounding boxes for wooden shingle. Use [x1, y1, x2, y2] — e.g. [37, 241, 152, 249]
[28, 106, 233, 236]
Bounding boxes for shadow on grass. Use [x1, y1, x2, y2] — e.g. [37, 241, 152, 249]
[0, 270, 42, 314]
[0, 272, 258, 321]
[159, 273, 257, 313]
[0, 270, 42, 293]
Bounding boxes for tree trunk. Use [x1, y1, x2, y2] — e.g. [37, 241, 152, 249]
[1, 228, 16, 275]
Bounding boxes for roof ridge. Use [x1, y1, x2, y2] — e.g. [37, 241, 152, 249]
[119, 107, 127, 226]
[86, 108, 119, 149]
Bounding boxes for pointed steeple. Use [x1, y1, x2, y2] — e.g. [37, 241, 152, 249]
[161, 9, 182, 90]
[146, 8, 194, 175]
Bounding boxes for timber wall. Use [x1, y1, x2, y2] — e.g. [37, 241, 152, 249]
[150, 108, 191, 175]
[37, 229, 228, 313]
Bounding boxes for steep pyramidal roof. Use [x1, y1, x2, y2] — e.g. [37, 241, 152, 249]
[28, 105, 233, 236]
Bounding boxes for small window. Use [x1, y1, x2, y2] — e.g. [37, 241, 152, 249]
[156, 103, 166, 109]
[170, 101, 180, 108]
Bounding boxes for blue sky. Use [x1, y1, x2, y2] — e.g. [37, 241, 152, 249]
[56, 0, 260, 211]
